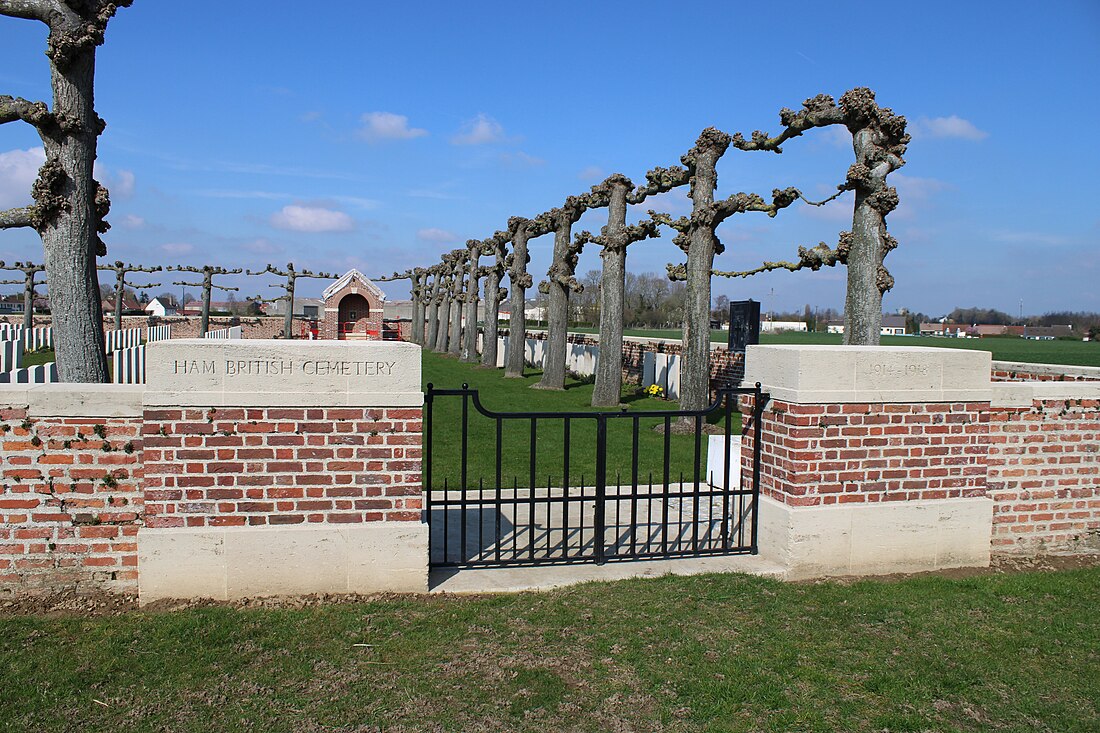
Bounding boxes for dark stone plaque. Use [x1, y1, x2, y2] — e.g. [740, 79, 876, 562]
[728, 299, 760, 352]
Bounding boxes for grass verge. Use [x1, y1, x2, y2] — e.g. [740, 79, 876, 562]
[1, 567, 1097, 732]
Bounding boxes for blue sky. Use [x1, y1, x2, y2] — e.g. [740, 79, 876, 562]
[1, 0, 1097, 316]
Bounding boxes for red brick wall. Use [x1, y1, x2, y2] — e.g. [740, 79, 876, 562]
[0, 408, 142, 594]
[141, 407, 422, 527]
[320, 281, 384, 340]
[987, 398, 1100, 552]
[740, 397, 991, 507]
[991, 367, 1100, 382]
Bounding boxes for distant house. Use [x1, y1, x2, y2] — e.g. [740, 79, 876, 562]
[144, 297, 176, 317]
[0, 295, 22, 314]
[101, 294, 143, 314]
[828, 315, 908, 336]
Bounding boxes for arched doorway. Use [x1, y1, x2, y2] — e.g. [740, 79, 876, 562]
[338, 293, 371, 340]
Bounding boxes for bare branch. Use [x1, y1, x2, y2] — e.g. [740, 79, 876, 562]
[0, 94, 52, 128]
[0, 1, 52, 22]
[627, 165, 690, 205]
[0, 206, 34, 229]
[712, 243, 842, 279]
[731, 94, 847, 153]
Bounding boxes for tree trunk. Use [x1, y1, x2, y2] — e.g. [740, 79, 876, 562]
[462, 245, 480, 362]
[536, 220, 572, 390]
[425, 273, 440, 348]
[448, 269, 464, 357]
[591, 188, 629, 407]
[22, 277, 33, 330]
[843, 182, 884, 345]
[434, 288, 450, 352]
[283, 276, 295, 339]
[411, 271, 425, 345]
[200, 273, 212, 337]
[113, 284, 123, 331]
[39, 47, 108, 381]
[504, 222, 533, 378]
[678, 136, 726, 414]
[481, 267, 501, 368]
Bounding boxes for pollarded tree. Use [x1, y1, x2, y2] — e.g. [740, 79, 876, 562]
[247, 262, 335, 339]
[433, 254, 458, 353]
[448, 249, 468, 358]
[651, 128, 802, 415]
[0, 0, 134, 382]
[461, 239, 482, 363]
[534, 195, 600, 391]
[424, 265, 443, 348]
[574, 171, 679, 407]
[376, 268, 428, 345]
[170, 265, 242, 337]
[730, 88, 909, 345]
[479, 231, 509, 368]
[96, 260, 161, 331]
[503, 215, 552, 378]
[0, 260, 46, 330]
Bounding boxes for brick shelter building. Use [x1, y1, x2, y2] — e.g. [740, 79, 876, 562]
[320, 269, 386, 340]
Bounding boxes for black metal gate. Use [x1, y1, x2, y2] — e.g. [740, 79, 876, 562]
[424, 383, 765, 568]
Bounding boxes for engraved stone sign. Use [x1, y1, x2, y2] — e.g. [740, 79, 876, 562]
[144, 339, 421, 406]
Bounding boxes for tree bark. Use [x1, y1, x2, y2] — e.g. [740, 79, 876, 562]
[480, 233, 507, 368]
[447, 251, 465, 357]
[536, 198, 589, 391]
[410, 268, 426, 345]
[434, 272, 450, 353]
[1, 0, 134, 382]
[425, 270, 440, 348]
[504, 217, 546, 378]
[677, 129, 729, 414]
[462, 240, 480, 362]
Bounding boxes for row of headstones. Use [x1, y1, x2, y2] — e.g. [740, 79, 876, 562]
[111, 324, 240, 384]
[0, 324, 53, 351]
[480, 335, 682, 399]
[0, 324, 176, 385]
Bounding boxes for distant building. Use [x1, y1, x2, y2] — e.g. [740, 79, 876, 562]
[101, 294, 143, 314]
[319, 269, 386, 340]
[264, 297, 325, 320]
[0, 295, 23, 314]
[828, 314, 908, 336]
[144, 297, 176, 317]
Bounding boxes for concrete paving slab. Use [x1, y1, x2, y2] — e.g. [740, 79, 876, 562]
[429, 553, 786, 594]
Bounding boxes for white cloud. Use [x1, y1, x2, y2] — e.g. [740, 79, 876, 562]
[159, 242, 194, 256]
[911, 115, 988, 141]
[0, 147, 44, 208]
[578, 166, 605, 182]
[417, 227, 457, 243]
[358, 112, 428, 142]
[118, 214, 145, 229]
[242, 238, 283, 255]
[451, 113, 506, 145]
[270, 204, 354, 233]
[498, 151, 544, 168]
[93, 163, 136, 199]
[891, 173, 949, 201]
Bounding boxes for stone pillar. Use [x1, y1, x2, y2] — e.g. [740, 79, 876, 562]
[742, 345, 995, 579]
[138, 339, 426, 601]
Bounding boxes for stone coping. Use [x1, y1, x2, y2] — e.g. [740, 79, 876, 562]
[992, 360, 1100, 380]
[991, 380, 1100, 408]
[0, 383, 144, 417]
[743, 344, 994, 404]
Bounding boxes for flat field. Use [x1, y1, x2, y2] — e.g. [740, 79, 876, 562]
[568, 327, 1100, 367]
[2, 566, 1097, 732]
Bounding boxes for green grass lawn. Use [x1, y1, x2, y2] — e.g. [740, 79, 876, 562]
[423, 351, 740, 490]
[2, 567, 1097, 732]
[567, 327, 1100, 366]
[20, 346, 55, 367]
